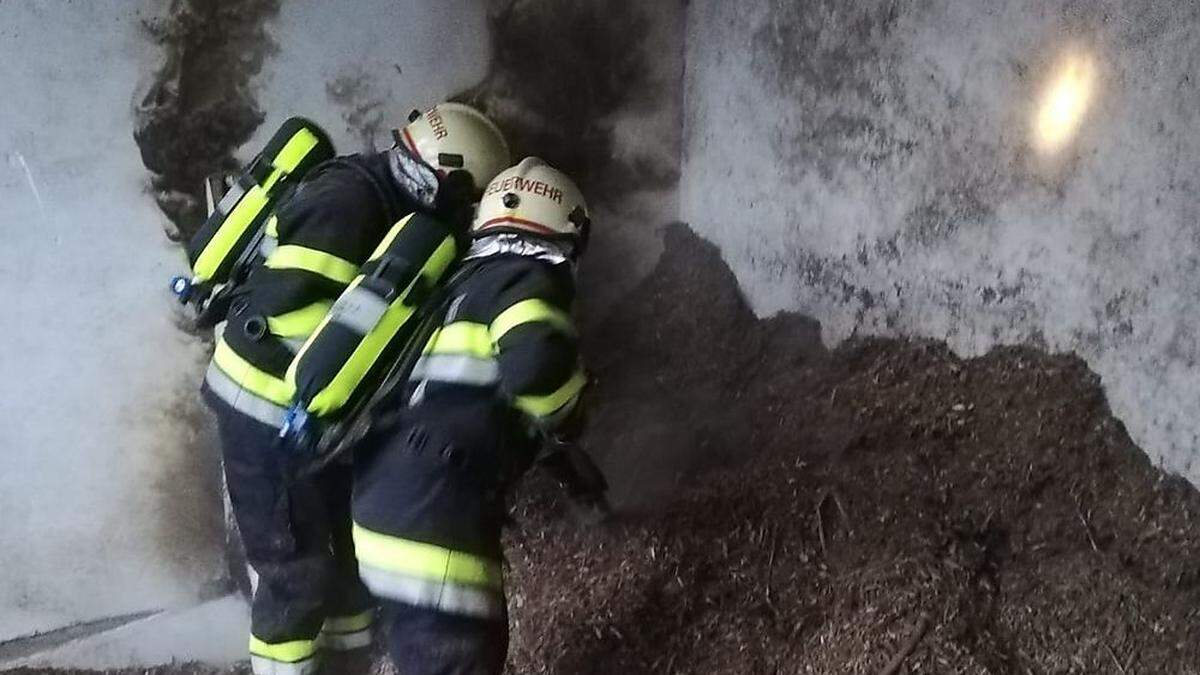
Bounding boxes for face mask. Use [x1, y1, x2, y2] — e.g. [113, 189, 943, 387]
[386, 144, 439, 210]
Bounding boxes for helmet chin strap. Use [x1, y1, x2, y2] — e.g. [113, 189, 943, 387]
[386, 144, 439, 210]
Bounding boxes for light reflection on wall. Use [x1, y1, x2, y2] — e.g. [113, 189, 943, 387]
[1035, 52, 1097, 154]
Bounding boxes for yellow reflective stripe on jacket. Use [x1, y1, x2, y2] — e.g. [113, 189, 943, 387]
[301, 236, 456, 416]
[265, 214, 280, 238]
[265, 245, 359, 285]
[249, 635, 317, 663]
[424, 322, 494, 358]
[352, 524, 502, 589]
[212, 338, 295, 406]
[367, 214, 414, 261]
[267, 301, 333, 338]
[322, 610, 375, 634]
[489, 298, 576, 343]
[515, 367, 587, 418]
[424, 297, 574, 359]
[192, 185, 270, 282]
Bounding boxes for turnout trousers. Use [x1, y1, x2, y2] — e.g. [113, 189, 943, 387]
[203, 375, 375, 675]
[352, 413, 520, 675]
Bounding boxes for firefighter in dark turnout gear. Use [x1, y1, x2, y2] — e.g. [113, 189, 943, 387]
[351, 158, 594, 674]
[201, 104, 510, 675]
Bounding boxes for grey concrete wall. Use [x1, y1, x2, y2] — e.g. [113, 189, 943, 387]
[0, 0, 492, 650]
[0, 0, 223, 641]
[681, 0, 1200, 482]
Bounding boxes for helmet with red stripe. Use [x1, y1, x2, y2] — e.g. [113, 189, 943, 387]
[395, 103, 510, 196]
[471, 157, 591, 254]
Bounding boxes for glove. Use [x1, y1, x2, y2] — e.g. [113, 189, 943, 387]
[538, 442, 611, 525]
[433, 169, 478, 237]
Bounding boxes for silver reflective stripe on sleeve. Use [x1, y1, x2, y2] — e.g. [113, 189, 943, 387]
[250, 655, 318, 675]
[409, 354, 500, 387]
[357, 565, 504, 619]
[204, 362, 288, 428]
[326, 286, 391, 335]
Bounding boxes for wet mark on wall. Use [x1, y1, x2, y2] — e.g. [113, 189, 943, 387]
[133, 0, 281, 241]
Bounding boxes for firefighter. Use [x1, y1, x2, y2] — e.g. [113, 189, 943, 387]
[351, 157, 593, 674]
[201, 103, 510, 675]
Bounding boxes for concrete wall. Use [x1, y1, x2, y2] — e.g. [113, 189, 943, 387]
[0, 0, 222, 641]
[681, 0, 1200, 482]
[246, 0, 490, 156]
[0, 0, 491, 650]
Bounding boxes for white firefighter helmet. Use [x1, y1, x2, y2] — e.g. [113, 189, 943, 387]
[395, 102, 510, 194]
[471, 157, 591, 251]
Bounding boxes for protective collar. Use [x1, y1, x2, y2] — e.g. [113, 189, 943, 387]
[386, 145, 439, 210]
[464, 233, 574, 266]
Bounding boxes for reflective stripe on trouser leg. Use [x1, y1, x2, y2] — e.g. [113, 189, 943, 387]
[358, 565, 504, 619]
[204, 361, 288, 428]
[250, 655, 319, 675]
[352, 524, 504, 619]
[319, 609, 375, 651]
[249, 636, 318, 675]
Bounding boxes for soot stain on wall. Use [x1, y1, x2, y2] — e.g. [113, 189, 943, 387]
[138, 382, 227, 592]
[743, 0, 1050, 340]
[456, 0, 679, 200]
[131, 0, 284, 591]
[458, 0, 686, 320]
[750, 0, 913, 181]
[134, 0, 281, 241]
